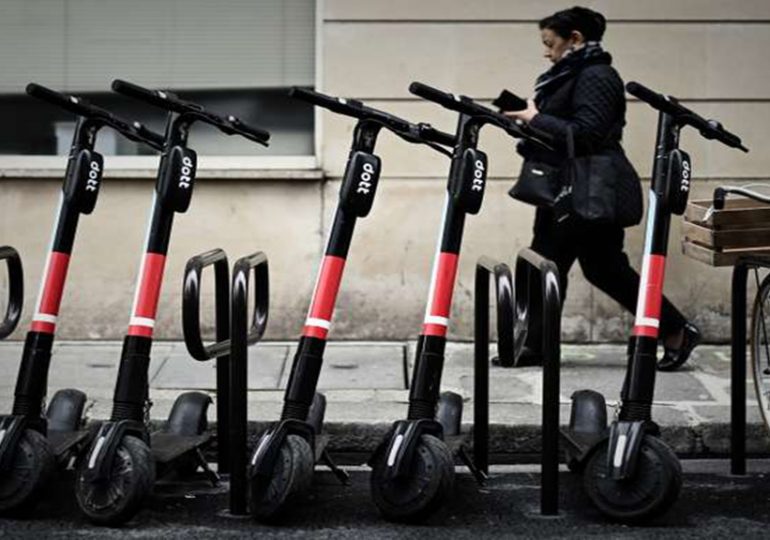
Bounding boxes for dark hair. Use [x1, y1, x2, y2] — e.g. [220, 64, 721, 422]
[539, 6, 607, 41]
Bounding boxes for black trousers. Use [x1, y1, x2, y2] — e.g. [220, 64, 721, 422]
[525, 208, 687, 348]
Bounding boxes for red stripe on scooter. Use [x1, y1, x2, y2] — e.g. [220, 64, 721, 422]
[422, 324, 447, 337]
[30, 252, 70, 334]
[632, 254, 666, 338]
[303, 326, 328, 339]
[128, 252, 166, 337]
[128, 325, 154, 338]
[302, 255, 346, 338]
[421, 252, 459, 336]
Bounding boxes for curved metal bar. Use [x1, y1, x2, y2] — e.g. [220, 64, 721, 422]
[229, 250, 269, 516]
[0, 246, 23, 339]
[182, 248, 230, 361]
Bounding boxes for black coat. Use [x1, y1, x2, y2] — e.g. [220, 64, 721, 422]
[518, 61, 627, 165]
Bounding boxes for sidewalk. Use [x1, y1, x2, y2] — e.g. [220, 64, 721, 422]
[1, 341, 768, 459]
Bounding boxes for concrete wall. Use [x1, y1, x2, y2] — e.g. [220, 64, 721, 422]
[1, 0, 769, 342]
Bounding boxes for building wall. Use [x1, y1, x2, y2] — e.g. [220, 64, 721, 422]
[1, 0, 769, 341]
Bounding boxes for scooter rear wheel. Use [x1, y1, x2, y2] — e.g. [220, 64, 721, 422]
[370, 434, 454, 523]
[250, 434, 314, 523]
[0, 429, 55, 514]
[583, 434, 682, 522]
[75, 435, 155, 526]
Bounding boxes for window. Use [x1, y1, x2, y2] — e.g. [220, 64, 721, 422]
[0, 0, 315, 160]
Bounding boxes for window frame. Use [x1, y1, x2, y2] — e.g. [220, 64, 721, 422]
[0, 0, 324, 177]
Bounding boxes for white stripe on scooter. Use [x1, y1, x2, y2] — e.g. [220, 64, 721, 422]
[635, 316, 659, 329]
[423, 315, 449, 327]
[387, 434, 405, 467]
[33, 313, 58, 324]
[89, 436, 106, 469]
[130, 317, 155, 328]
[613, 434, 628, 469]
[305, 317, 331, 329]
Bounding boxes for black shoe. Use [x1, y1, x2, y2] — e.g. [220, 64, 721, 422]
[514, 345, 543, 367]
[657, 322, 701, 372]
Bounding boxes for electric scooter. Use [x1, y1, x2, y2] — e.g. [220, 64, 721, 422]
[0, 83, 164, 515]
[74, 80, 270, 526]
[370, 82, 552, 522]
[0, 246, 22, 340]
[246, 87, 456, 522]
[562, 81, 748, 522]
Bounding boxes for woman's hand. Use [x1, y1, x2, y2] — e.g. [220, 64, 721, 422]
[503, 98, 539, 124]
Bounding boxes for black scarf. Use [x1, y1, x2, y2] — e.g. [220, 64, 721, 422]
[534, 42, 612, 98]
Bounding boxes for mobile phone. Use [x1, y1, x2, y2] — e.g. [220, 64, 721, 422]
[492, 89, 528, 112]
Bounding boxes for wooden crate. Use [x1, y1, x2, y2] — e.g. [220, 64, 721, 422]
[682, 198, 770, 267]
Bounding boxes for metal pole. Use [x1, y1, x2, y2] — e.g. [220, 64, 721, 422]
[214, 258, 231, 474]
[474, 265, 490, 476]
[731, 262, 748, 475]
[541, 261, 561, 516]
[229, 265, 249, 515]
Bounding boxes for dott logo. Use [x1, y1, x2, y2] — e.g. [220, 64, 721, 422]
[179, 156, 194, 189]
[357, 162, 377, 194]
[680, 159, 691, 192]
[85, 160, 101, 192]
[471, 159, 485, 192]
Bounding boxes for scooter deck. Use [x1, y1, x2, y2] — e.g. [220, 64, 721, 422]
[48, 429, 90, 457]
[150, 431, 212, 464]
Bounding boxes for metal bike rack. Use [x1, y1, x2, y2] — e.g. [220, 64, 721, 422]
[729, 256, 770, 475]
[182, 248, 269, 516]
[474, 248, 561, 515]
[0, 246, 23, 339]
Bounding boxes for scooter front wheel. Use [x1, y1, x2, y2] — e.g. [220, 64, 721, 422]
[250, 434, 314, 523]
[370, 434, 454, 523]
[75, 435, 155, 526]
[0, 429, 55, 515]
[583, 434, 682, 522]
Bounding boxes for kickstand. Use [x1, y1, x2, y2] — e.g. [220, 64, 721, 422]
[321, 448, 350, 485]
[458, 446, 488, 486]
[195, 448, 220, 487]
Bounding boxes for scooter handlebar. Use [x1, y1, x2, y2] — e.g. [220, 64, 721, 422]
[626, 81, 748, 152]
[27, 83, 165, 151]
[291, 86, 456, 148]
[113, 79, 270, 146]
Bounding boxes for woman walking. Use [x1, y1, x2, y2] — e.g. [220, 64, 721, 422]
[506, 6, 699, 370]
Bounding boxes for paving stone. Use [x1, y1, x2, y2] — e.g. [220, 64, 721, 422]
[283, 342, 406, 390]
[152, 343, 288, 390]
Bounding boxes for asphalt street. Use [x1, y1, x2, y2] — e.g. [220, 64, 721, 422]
[2, 460, 770, 538]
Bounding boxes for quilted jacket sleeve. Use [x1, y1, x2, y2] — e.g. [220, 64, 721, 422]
[529, 65, 625, 153]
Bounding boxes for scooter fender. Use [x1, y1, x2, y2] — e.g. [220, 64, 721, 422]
[378, 418, 443, 480]
[248, 419, 314, 481]
[80, 419, 146, 482]
[606, 419, 646, 480]
[0, 415, 28, 472]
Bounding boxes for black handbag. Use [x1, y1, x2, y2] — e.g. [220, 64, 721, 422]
[508, 158, 563, 207]
[565, 126, 643, 227]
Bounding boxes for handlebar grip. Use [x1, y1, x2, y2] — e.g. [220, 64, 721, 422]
[26, 83, 88, 117]
[418, 124, 456, 147]
[625, 81, 682, 117]
[226, 115, 271, 144]
[112, 79, 202, 114]
[289, 87, 362, 117]
[409, 81, 462, 111]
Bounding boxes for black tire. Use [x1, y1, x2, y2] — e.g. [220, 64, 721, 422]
[583, 434, 681, 523]
[0, 429, 55, 515]
[250, 434, 314, 523]
[370, 434, 455, 523]
[75, 435, 155, 526]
